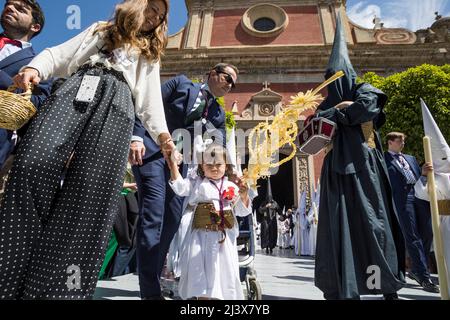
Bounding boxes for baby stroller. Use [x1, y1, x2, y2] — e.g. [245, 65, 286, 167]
[237, 214, 262, 300]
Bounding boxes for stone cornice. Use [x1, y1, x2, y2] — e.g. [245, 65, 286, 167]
[163, 42, 449, 60]
[185, 0, 327, 11]
[161, 42, 449, 76]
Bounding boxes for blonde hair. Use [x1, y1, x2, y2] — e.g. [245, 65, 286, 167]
[95, 0, 169, 62]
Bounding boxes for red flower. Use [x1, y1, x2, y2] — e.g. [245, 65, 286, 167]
[222, 187, 236, 201]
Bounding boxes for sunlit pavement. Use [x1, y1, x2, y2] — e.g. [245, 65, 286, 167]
[94, 246, 441, 300]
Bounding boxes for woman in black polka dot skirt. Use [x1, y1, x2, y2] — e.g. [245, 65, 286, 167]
[0, 0, 176, 300]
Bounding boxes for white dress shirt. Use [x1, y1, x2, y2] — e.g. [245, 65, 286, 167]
[0, 39, 32, 62]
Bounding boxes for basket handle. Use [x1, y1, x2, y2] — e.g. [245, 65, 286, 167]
[7, 84, 33, 101]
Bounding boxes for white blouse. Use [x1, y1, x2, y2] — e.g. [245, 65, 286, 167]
[25, 21, 168, 144]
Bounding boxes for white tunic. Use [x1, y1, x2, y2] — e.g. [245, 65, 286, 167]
[25, 22, 168, 144]
[292, 210, 301, 255]
[307, 204, 318, 256]
[415, 173, 450, 293]
[300, 211, 311, 256]
[169, 175, 251, 300]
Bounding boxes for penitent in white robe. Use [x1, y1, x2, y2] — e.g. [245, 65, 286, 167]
[300, 211, 311, 256]
[415, 173, 450, 294]
[291, 212, 300, 255]
[169, 175, 251, 300]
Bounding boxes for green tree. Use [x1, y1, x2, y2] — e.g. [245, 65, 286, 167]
[360, 64, 450, 162]
[215, 96, 236, 130]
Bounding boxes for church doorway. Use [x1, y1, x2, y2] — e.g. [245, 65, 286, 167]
[243, 154, 295, 213]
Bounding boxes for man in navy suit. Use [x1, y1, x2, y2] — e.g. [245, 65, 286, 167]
[0, 0, 51, 172]
[385, 132, 439, 293]
[129, 63, 238, 299]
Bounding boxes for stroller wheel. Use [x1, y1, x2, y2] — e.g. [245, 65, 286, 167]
[248, 279, 262, 300]
[162, 289, 174, 298]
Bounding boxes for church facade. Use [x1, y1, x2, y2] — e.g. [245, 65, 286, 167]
[160, 0, 450, 209]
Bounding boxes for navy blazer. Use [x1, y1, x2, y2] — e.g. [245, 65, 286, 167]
[133, 75, 226, 159]
[0, 46, 52, 109]
[384, 151, 421, 211]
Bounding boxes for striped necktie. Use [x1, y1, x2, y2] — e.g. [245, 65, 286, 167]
[184, 89, 211, 126]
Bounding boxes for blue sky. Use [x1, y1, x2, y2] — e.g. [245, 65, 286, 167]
[0, 0, 189, 52]
[347, 0, 450, 31]
[1, 0, 449, 53]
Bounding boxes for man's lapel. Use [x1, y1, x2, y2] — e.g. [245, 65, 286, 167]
[186, 83, 201, 115]
[388, 152, 407, 179]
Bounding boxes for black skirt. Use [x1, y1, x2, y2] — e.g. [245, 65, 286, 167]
[0, 64, 135, 299]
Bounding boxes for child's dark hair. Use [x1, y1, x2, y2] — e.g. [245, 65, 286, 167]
[197, 144, 234, 178]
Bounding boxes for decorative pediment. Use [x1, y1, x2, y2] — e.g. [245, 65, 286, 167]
[251, 88, 283, 102]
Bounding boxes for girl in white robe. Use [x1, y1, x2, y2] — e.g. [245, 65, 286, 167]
[167, 144, 251, 300]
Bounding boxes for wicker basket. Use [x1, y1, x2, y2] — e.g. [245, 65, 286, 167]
[0, 85, 36, 130]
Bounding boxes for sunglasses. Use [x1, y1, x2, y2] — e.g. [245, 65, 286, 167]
[215, 69, 236, 88]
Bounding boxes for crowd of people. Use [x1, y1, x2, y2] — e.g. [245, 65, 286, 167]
[0, 0, 247, 300]
[255, 182, 319, 257]
[0, 0, 448, 301]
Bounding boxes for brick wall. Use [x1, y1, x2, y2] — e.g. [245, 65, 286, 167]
[210, 6, 324, 47]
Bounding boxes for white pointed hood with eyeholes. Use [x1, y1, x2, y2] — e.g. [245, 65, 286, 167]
[414, 99, 450, 201]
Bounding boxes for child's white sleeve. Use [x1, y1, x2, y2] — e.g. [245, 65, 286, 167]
[234, 197, 252, 217]
[169, 176, 192, 197]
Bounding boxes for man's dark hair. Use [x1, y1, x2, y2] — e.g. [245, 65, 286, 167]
[212, 63, 239, 76]
[17, 0, 45, 38]
[386, 132, 406, 145]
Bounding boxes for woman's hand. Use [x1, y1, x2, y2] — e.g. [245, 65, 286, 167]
[129, 141, 146, 166]
[13, 68, 41, 90]
[161, 139, 175, 160]
[123, 182, 138, 191]
[158, 133, 174, 160]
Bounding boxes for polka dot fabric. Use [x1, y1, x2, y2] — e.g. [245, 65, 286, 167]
[0, 65, 134, 299]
